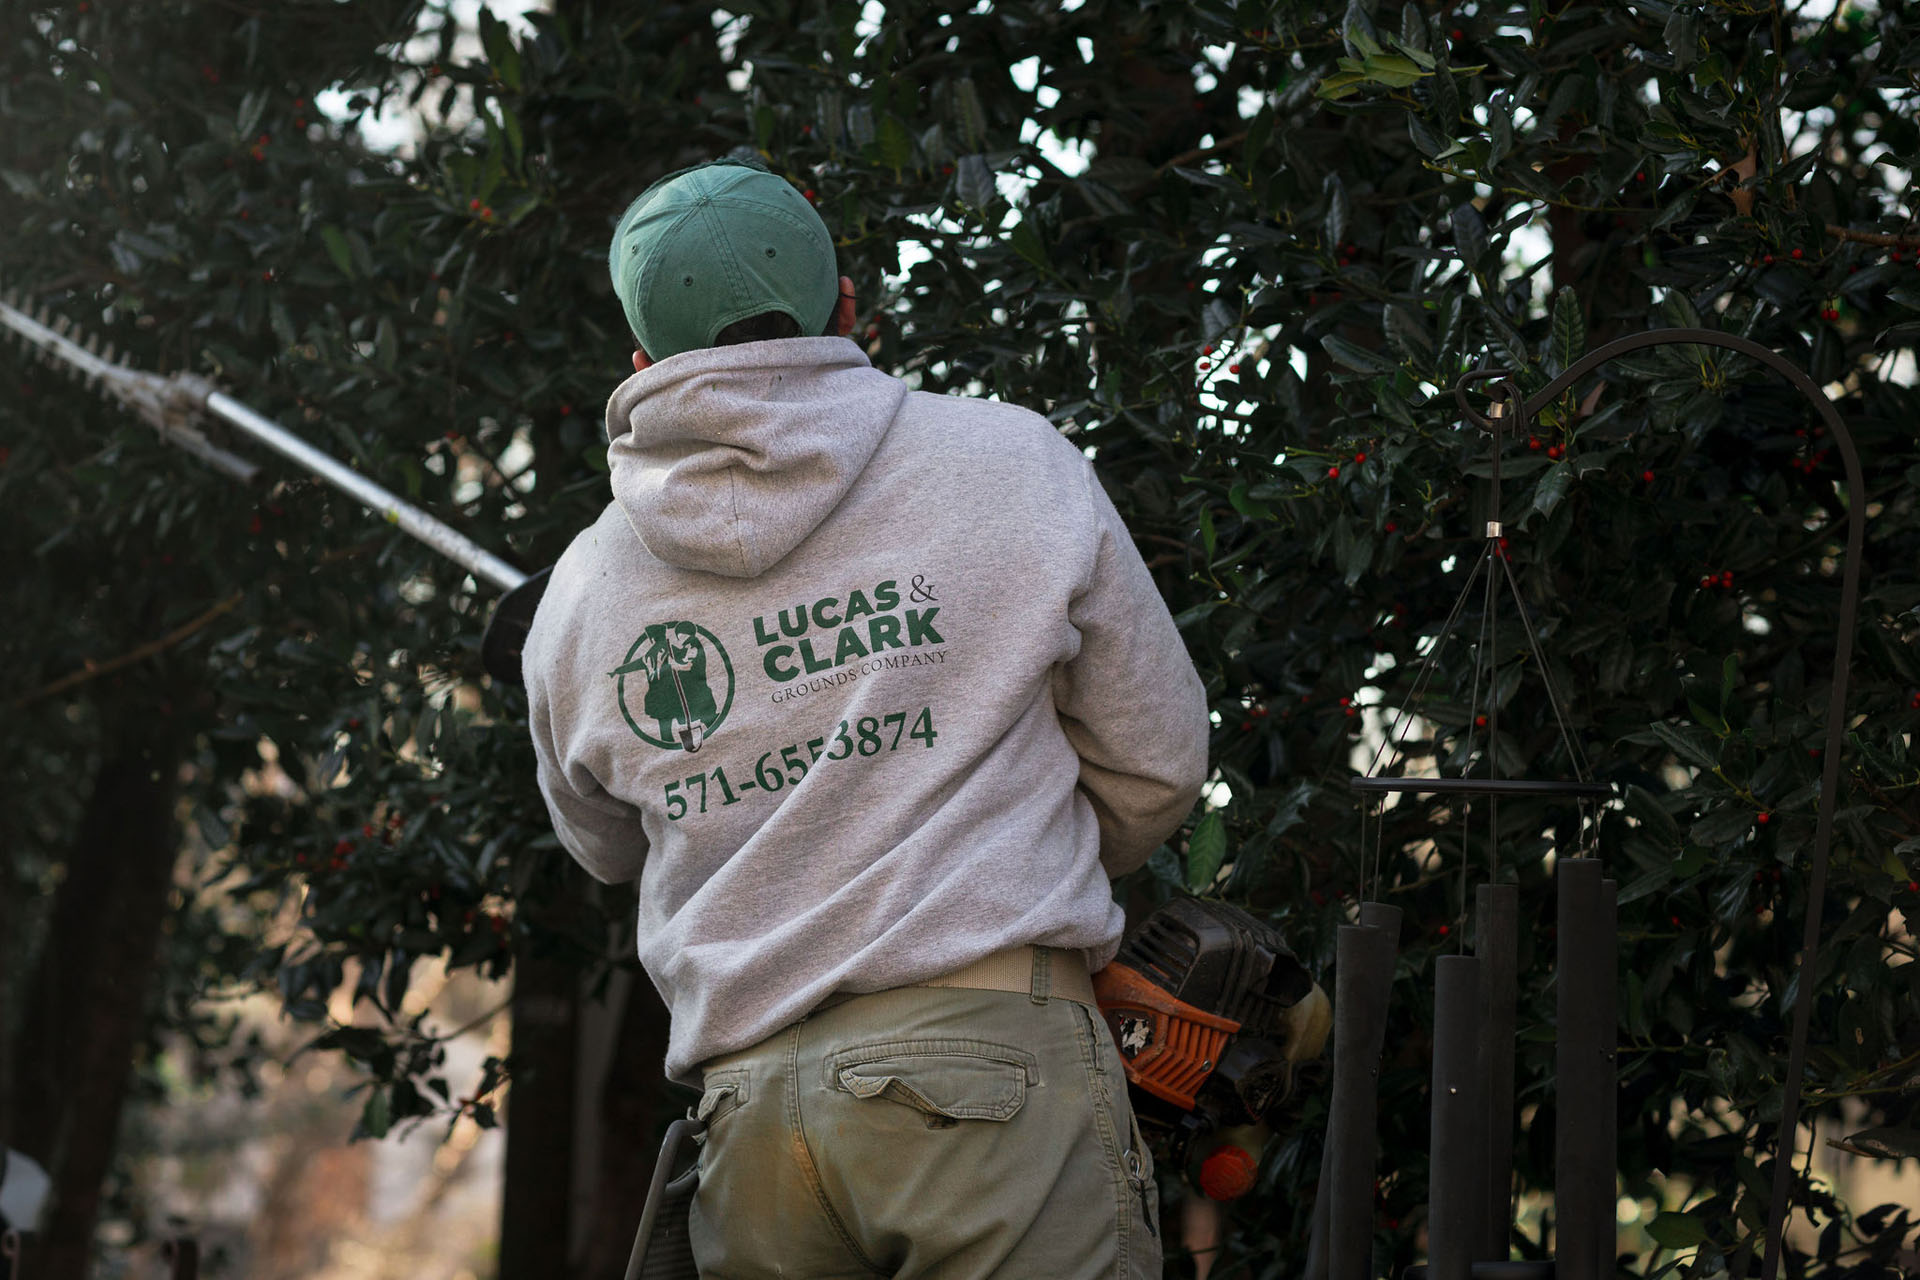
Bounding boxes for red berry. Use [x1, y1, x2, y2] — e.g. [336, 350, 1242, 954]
[1437, 924, 1450, 937]
[1757, 812, 1771, 825]
[1384, 521, 1397, 533]
[1203, 344, 1214, 354]
[1475, 714, 1488, 727]
[1670, 914, 1681, 926]
[1229, 363, 1240, 374]
[1700, 576, 1714, 588]
[1636, 171, 1646, 183]
[348, 717, 362, 729]
[1240, 720, 1253, 731]
[1354, 451, 1367, 463]
[803, 189, 816, 201]
[294, 97, 307, 108]
[333, 838, 354, 856]
[1808, 748, 1821, 758]
[1720, 570, 1734, 586]
[1908, 881, 1919, 893]
[248, 514, 263, 534]
[1763, 254, 1775, 264]
[1251, 706, 1268, 718]
[1547, 444, 1564, 459]
[1528, 437, 1542, 451]
[1450, 28, 1463, 40]
[1498, 536, 1510, 552]
[1791, 248, 1803, 259]
[1198, 360, 1211, 371]
[260, 269, 272, 282]
[1642, 469, 1655, 483]
[1339, 695, 1352, 707]
[294, 116, 306, 129]
[1344, 707, 1357, 717]
[1301, 694, 1311, 704]
[361, 823, 376, 837]
[1327, 464, 1340, 478]
[468, 197, 482, 211]
[560, 404, 572, 415]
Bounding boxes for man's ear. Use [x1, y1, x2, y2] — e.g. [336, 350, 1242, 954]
[632, 347, 652, 373]
[834, 275, 857, 337]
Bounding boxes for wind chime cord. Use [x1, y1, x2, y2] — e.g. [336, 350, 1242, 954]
[1496, 548, 1594, 782]
[1363, 541, 1497, 785]
[1459, 560, 1496, 948]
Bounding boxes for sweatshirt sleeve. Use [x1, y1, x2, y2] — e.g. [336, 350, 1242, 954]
[527, 664, 651, 885]
[1053, 458, 1212, 877]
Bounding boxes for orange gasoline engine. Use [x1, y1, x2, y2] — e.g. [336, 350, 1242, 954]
[1092, 898, 1332, 1195]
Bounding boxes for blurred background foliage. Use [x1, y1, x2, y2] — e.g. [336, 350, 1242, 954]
[2, 0, 1917, 1275]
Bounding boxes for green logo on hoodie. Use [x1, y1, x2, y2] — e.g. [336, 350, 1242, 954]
[609, 622, 736, 753]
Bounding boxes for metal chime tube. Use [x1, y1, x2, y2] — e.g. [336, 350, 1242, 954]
[1475, 883, 1520, 1262]
[1554, 858, 1617, 1280]
[1429, 954, 1487, 1280]
[1324, 905, 1401, 1280]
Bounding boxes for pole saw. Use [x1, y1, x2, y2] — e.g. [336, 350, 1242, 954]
[0, 292, 551, 684]
[3, 292, 1339, 1279]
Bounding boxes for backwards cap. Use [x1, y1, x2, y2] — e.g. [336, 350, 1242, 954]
[608, 157, 838, 362]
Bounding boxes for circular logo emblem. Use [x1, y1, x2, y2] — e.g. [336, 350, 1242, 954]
[608, 622, 735, 752]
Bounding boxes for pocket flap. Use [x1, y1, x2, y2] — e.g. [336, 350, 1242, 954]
[694, 1071, 748, 1124]
[836, 1054, 1028, 1121]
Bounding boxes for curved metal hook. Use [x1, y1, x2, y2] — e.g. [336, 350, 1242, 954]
[1452, 326, 1866, 1280]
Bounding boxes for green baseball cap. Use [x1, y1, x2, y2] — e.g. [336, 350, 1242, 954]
[608, 157, 838, 362]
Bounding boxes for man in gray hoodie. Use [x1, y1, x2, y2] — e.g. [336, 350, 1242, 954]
[523, 156, 1210, 1279]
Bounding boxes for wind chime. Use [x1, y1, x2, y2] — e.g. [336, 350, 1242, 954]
[1302, 330, 1867, 1280]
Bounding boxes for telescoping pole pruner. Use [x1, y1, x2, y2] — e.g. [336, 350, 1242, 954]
[0, 294, 551, 682]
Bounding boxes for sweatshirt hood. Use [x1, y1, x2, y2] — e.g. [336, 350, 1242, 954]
[604, 337, 908, 578]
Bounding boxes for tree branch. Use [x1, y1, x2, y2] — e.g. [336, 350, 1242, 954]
[12, 592, 244, 710]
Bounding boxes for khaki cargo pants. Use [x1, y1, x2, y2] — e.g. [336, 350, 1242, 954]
[688, 950, 1162, 1279]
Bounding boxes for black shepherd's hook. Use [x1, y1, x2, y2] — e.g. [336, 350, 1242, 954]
[1457, 327, 1866, 1280]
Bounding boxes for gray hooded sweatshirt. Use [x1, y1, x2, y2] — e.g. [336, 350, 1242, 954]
[523, 336, 1209, 1084]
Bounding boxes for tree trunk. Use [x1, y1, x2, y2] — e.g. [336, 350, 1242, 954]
[498, 934, 581, 1279]
[7, 683, 191, 1279]
[575, 971, 673, 1279]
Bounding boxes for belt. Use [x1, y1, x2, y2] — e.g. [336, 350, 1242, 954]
[912, 944, 1098, 1008]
